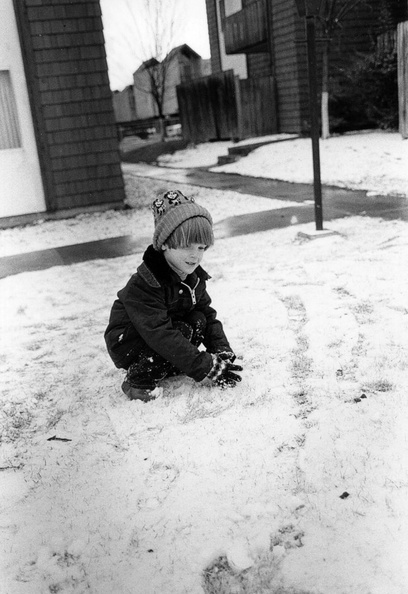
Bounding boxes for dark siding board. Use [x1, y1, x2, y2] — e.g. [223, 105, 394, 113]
[56, 188, 125, 211]
[54, 164, 120, 185]
[51, 151, 120, 171]
[40, 86, 112, 104]
[63, 4, 97, 18]
[43, 98, 113, 118]
[79, 45, 106, 60]
[44, 18, 101, 35]
[36, 59, 107, 77]
[30, 20, 53, 35]
[57, 32, 106, 48]
[55, 175, 124, 198]
[38, 72, 110, 92]
[30, 31, 106, 50]
[16, 0, 125, 212]
[271, 0, 304, 132]
[44, 112, 115, 132]
[49, 104, 112, 120]
[48, 139, 119, 158]
[27, 6, 66, 20]
[26, 1, 101, 16]
[31, 35, 53, 50]
[43, 104, 65, 119]
[294, 11, 309, 128]
[50, 126, 117, 145]
[247, 53, 270, 78]
[35, 46, 106, 64]
[206, 0, 222, 73]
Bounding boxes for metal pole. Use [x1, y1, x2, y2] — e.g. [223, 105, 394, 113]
[305, 15, 323, 230]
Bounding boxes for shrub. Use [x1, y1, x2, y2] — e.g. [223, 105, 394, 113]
[330, 43, 398, 132]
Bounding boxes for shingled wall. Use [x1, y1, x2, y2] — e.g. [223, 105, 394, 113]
[13, 0, 125, 212]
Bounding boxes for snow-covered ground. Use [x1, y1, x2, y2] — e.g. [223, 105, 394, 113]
[158, 130, 408, 198]
[1, 132, 408, 594]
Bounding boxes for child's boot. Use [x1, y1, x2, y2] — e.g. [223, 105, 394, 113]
[121, 380, 162, 402]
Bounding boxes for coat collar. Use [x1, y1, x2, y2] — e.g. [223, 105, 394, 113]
[139, 244, 210, 288]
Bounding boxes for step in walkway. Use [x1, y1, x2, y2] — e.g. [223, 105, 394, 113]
[217, 134, 299, 165]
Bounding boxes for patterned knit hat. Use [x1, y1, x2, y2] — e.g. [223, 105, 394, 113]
[151, 190, 213, 250]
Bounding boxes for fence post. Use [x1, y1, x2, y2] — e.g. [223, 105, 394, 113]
[234, 75, 243, 141]
[398, 21, 408, 139]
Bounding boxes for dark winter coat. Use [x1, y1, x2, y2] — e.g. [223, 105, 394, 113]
[104, 245, 231, 382]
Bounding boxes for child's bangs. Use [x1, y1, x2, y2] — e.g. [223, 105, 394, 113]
[168, 216, 214, 249]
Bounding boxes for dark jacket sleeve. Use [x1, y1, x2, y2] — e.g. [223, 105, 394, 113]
[119, 275, 213, 382]
[194, 285, 232, 354]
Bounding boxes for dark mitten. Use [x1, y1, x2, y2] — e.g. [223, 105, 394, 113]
[207, 354, 243, 388]
[215, 350, 236, 363]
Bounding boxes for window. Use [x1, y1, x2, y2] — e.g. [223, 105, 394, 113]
[224, 0, 242, 17]
[0, 70, 21, 150]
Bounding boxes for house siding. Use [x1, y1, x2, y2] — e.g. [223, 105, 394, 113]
[164, 53, 204, 115]
[133, 68, 158, 120]
[206, 0, 384, 135]
[162, 56, 181, 116]
[271, 0, 304, 133]
[14, 0, 125, 212]
[131, 48, 207, 121]
[113, 86, 136, 122]
[247, 53, 270, 78]
[206, 0, 223, 73]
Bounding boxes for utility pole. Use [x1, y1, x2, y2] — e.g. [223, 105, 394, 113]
[295, 0, 324, 231]
[305, 15, 323, 230]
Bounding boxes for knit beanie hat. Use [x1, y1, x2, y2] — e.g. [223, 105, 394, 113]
[151, 190, 213, 250]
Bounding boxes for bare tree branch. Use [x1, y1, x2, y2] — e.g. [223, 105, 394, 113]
[318, 0, 369, 139]
[127, 0, 184, 138]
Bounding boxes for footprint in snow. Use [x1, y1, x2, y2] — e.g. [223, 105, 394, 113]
[137, 463, 179, 510]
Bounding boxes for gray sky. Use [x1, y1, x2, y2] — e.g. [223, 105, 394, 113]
[100, 0, 211, 91]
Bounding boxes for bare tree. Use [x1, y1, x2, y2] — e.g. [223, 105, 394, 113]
[317, 0, 370, 139]
[124, 0, 183, 140]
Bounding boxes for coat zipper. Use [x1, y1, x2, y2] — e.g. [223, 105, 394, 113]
[181, 278, 199, 306]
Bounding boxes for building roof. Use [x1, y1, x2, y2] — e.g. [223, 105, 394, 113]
[133, 45, 201, 76]
[135, 57, 160, 73]
[165, 44, 201, 62]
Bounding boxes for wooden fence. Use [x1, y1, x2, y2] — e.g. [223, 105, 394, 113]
[238, 76, 277, 139]
[177, 70, 277, 143]
[177, 70, 239, 143]
[116, 116, 180, 141]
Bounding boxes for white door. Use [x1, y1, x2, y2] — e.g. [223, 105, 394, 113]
[0, 0, 46, 219]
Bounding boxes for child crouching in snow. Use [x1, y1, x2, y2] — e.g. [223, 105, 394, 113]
[105, 189, 242, 402]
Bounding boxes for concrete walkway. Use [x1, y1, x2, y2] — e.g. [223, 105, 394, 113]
[129, 163, 408, 236]
[1, 164, 408, 278]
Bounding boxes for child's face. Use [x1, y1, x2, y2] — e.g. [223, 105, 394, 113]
[163, 243, 207, 278]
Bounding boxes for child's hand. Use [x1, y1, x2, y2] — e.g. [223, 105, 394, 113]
[207, 354, 243, 388]
[215, 350, 236, 363]
[216, 361, 243, 388]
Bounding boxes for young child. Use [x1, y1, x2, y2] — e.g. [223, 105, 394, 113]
[105, 189, 242, 402]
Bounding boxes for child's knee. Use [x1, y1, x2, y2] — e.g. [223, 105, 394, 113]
[186, 311, 207, 332]
[174, 321, 194, 341]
